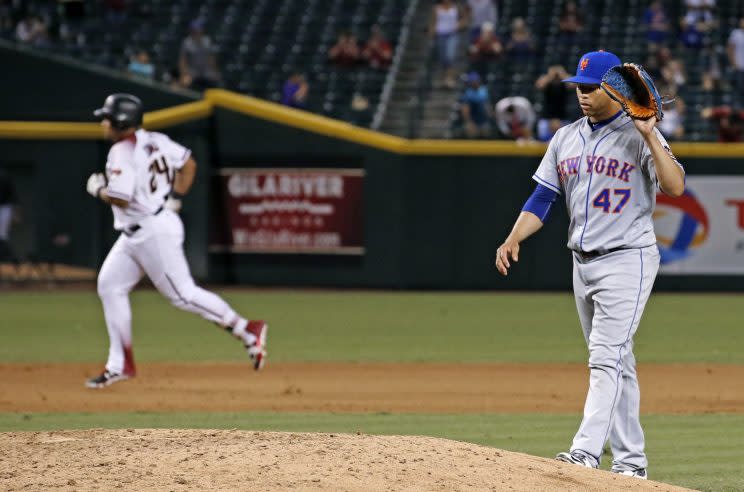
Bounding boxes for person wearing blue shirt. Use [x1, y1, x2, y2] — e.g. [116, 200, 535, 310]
[127, 50, 155, 80]
[281, 72, 309, 109]
[459, 72, 492, 138]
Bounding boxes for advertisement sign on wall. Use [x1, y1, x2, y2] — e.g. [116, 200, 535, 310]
[656, 176, 744, 275]
[211, 168, 364, 255]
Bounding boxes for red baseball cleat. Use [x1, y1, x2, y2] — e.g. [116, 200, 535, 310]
[245, 320, 268, 370]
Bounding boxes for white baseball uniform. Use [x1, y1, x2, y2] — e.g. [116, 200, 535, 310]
[534, 112, 683, 471]
[97, 129, 253, 376]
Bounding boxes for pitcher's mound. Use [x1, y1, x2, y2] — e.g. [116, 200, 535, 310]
[1, 429, 692, 491]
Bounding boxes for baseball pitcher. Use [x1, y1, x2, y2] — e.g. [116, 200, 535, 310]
[494, 51, 685, 478]
[85, 93, 267, 388]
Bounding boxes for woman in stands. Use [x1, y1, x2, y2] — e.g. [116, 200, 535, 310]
[431, 0, 466, 89]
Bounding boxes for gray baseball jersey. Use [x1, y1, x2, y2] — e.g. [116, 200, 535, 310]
[534, 112, 684, 472]
[533, 112, 683, 253]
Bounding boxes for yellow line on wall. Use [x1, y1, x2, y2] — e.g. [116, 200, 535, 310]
[2, 89, 744, 158]
[0, 121, 102, 139]
[401, 139, 547, 156]
[0, 100, 213, 139]
[204, 89, 408, 152]
[661, 141, 744, 157]
[144, 100, 213, 129]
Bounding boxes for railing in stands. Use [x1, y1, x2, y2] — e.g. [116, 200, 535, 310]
[407, 43, 437, 139]
[372, 0, 419, 130]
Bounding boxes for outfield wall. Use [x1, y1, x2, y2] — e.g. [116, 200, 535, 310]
[211, 108, 744, 291]
[3, 46, 743, 290]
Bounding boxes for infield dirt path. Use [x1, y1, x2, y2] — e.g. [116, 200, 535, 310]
[1, 362, 742, 414]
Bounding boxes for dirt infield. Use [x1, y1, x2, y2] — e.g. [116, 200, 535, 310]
[1, 362, 742, 414]
[0, 429, 695, 491]
[1, 362, 728, 491]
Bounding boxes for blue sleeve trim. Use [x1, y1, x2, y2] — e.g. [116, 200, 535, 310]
[522, 183, 559, 223]
[532, 174, 561, 195]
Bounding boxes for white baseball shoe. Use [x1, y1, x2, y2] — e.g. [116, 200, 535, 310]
[555, 451, 597, 468]
[612, 467, 648, 479]
[85, 370, 133, 389]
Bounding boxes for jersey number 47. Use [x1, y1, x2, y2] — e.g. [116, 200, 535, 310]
[593, 188, 631, 214]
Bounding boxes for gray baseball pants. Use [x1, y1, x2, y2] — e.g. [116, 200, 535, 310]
[570, 246, 660, 471]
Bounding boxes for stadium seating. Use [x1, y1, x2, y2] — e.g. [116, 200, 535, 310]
[452, 0, 744, 141]
[1, 0, 405, 128]
[2, 0, 743, 140]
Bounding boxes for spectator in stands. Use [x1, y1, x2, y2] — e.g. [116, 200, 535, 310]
[728, 17, 744, 105]
[679, 17, 705, 50]
[458, 71, 492, 138]
[701, 105, 744, 142]
[466, 0, 497, 41]
[702, 45, 725, 92]
[534, 65, 570, 142]
[557, 1, 584, 47]
[15, 13, 47, 47]
[468, 21, 503, 76]
[505, 17, 535, 63]
[328, 30, 361, 67]
[683, 0, 716, 32]
[430, 0, 466, 89]
[643, 1, 670, 47]
[281, 72, 309, 109]
[646, 46, 686, 93]
[657, 85, 686, 141]
[495, 96, 535, 141]
[179, 19, 221, 91]
[362, 25, 392, 70]
[349, 93, 372, 126]
[661, 58, 687, 91]
[645, 45, 670, 79]
[127, 49, 155, 80]
[163, 67, 184, 91]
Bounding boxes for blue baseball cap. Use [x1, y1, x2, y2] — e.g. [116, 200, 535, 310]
[562, 50, 621, 85]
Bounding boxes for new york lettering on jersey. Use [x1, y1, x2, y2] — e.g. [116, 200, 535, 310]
[557, 155, 635, 183]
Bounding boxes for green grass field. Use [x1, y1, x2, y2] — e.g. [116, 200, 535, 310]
[1, 290, 743, 363]
[1, 289, 743, 491]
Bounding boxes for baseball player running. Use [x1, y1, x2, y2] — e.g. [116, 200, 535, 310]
[494, 51, 685, 478]
[85, 93, 267, 388]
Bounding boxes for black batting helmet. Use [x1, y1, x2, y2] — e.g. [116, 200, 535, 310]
[94, 93, 143, 129]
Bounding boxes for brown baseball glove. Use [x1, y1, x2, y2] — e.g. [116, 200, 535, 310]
[600, 63, 663, 121]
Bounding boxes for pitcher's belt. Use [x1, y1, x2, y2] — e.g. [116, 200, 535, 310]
[572, 246, 625, 261]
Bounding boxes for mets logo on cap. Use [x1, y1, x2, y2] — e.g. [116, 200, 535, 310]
[562, 51, 621, 85]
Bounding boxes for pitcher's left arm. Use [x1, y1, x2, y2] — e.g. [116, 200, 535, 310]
[633, 119, 685, 197]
